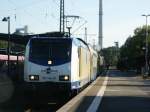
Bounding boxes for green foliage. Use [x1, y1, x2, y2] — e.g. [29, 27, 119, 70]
[101, 46, 119, 66]
[0, 40, 7, 48]
[118, 25, 150, 70]
[0, 40, 25, 55]
[11, 43, 25, 53]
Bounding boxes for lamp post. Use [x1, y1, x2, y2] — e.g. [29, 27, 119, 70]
[114, 42, 119, 64]
[2, 17, 10, 75]
[142, 14, 150, 76]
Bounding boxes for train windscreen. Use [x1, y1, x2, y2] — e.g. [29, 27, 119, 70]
[29, 38, 72, 66]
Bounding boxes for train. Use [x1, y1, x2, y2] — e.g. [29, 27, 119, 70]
[89, 45, 98, 81]
[23, 36, 101, 103]
[0, 54, 24, 62]
[0, 54, 24, 70]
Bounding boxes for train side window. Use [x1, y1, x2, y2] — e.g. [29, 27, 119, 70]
[78, 47, 81, 58]
[86, 53, 87, 64]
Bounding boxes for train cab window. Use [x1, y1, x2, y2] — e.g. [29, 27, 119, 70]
[29, 39, 72, 61]
[30, 40, 49, 59]
[51, 43, 71, 60]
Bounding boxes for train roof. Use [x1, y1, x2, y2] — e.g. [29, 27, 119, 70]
[28, 36, 90, 50]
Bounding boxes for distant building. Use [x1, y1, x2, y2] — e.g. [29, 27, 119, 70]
[14, 25, 33, 35]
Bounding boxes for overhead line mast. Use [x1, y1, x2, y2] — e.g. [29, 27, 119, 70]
[60, 0, 65, 33]
[99, 0, 103, 50]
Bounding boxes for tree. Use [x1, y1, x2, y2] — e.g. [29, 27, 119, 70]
[0, 40, 7, 48]
[101, 46, 119, 66]
[118, 25, 150, 71]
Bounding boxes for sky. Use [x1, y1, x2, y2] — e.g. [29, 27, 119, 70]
[0, 0, 150, 48]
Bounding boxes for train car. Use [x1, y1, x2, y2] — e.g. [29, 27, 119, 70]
[0, 54, 24, 81]
[24, 37, 91, 100]
[97, 53, 105, 75]
[89, 46, 98, 81]
[0, 54, 24, 69]
[0, 54, 24, 61]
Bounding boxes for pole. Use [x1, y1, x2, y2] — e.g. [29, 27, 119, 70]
[99, 0, 103, 50]
[60, 0, 62, 32]
[142, 14, 150, 76]
[67, 27, 71, 37]
[63, 0, 65, 32]
[8, 17, 10, 76]
[145, 16, 149, 75]
[2, 16, 10, 76]
[60, 0, 65, 33]
[84, 27, 87, 42]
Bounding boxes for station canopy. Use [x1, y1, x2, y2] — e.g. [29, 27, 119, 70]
[0, 32, 65, 45]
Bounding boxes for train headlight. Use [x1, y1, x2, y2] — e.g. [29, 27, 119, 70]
[48, 60, 52, 65]
[64, 76, 69, 80]
[29, 75, 39, 80]
[30, 76, 35, 80]
[59, 75, 69, 81]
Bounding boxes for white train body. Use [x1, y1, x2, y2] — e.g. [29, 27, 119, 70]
[24, 37, 93, 95]
[89, 47, 98, 81]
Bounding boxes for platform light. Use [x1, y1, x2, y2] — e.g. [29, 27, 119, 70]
[2, 16, 10, 75]
[142, 14, 150, 77]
